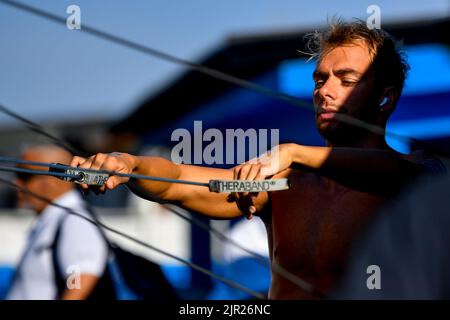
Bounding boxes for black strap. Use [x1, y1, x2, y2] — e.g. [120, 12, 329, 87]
[83, 202, 114, 251]
[83, 202, 178, 300]
[51, 197, 177, 300]
[50, 210, 116, 300]
[50, 214, 69, 299]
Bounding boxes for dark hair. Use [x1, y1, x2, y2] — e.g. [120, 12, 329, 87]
[304, 18, 410, 99]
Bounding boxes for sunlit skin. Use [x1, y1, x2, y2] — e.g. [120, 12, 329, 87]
[71, 40, 424, 299]
[312, 40, 387, 147]
[259, 42, 393, 298]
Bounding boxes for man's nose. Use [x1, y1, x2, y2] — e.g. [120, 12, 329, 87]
[317, 78, 337, 102]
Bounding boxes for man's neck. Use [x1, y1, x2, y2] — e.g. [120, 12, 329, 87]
[35, 188, 75, 216]
[327, 134, 390, 150]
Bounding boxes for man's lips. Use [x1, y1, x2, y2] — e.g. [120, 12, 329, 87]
[318, 111, 338, 121]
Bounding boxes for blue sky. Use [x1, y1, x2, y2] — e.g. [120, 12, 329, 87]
[0, 0, 448, 125]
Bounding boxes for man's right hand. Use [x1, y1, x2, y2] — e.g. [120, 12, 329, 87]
[70, 152, 138, 193]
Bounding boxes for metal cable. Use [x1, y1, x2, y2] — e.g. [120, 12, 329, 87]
[0, 176, 266, 299]
[0, 104, 319, 295]
[0, 156, 209, 188]
[0, 0, 431, 152]
[1, 0, 445, 298]
[0, 165, 81, 180]
[2, 155, 318, 294]
[0, 104, 84, 157]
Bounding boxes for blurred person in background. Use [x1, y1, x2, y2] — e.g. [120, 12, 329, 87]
[7, 145, 114, 300]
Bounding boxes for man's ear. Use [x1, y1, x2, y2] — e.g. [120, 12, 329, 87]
[379, 86, 398, 113]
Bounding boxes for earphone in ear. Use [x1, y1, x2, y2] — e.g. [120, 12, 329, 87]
[379, 96, 390, 112]
[379, 96, 388, 107]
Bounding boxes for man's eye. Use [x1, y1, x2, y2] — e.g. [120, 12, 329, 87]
[342, 79, 358, 86]
[314, 80, 324, 88]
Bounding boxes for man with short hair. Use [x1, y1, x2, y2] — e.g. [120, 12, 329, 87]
[7, 145, 111, 300]
[71, 20, 444, 299]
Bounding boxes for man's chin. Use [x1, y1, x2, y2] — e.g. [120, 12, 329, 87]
[317, 120, 339, 137]
[317, 121, 354, 144]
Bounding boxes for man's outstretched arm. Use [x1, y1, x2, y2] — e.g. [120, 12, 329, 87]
[290, 145, 428, 194]
[256, 143, 428, 196]
[70, 152, 269, 219]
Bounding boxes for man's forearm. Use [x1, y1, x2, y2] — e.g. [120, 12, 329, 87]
[126, 155, 182, 200]
[289, 144, 331, 170]
[71, 152, 246, 218]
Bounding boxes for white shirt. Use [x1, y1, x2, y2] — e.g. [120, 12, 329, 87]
[223, 217, 269, 263]
[7, 190, 108, 300]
